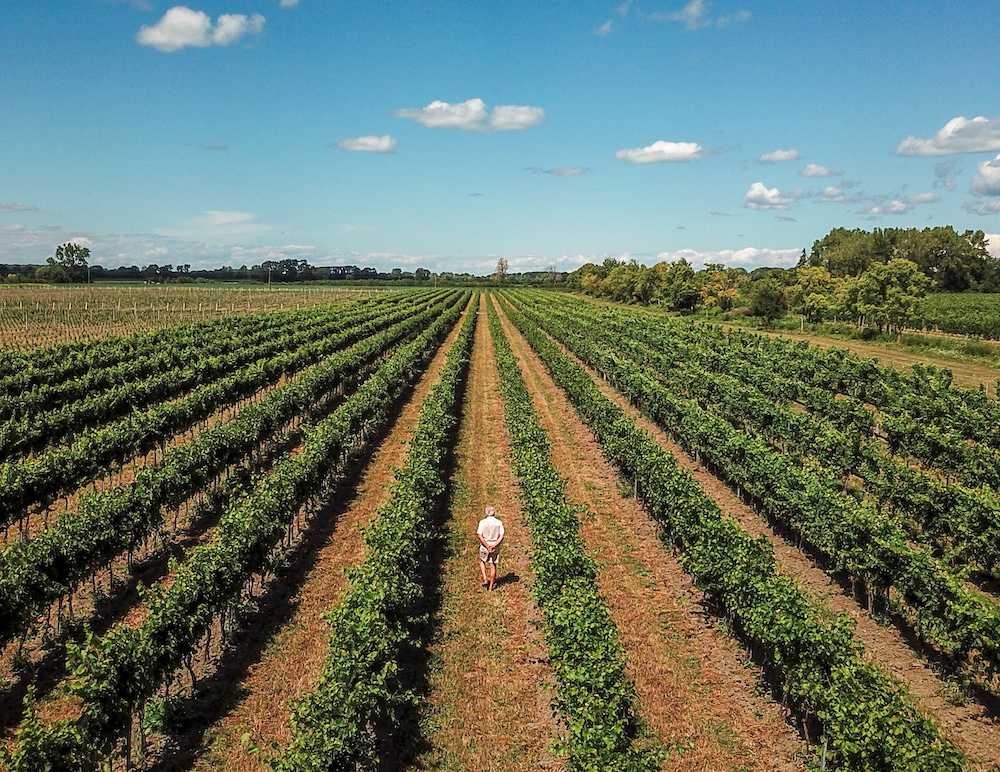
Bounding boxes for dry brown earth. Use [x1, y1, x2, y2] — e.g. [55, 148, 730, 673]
[408, 301, 563, 772]
[494, 297, 806, 772]
[523, 299, 1000, 770]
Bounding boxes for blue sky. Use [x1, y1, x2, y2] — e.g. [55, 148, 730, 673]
[2, 0, 999, 274]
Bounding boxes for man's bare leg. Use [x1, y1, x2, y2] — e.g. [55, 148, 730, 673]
[489, 561, 497, 591]
[480, 559, 489, 586]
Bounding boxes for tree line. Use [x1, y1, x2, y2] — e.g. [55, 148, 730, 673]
[1, 245, 567, 287]
[567, 226, 998, 334]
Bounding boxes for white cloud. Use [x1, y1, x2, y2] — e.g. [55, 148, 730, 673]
[800, 163, 843, 177]
[655, 246, 802, 269]
[970, 153, 1000, 197]
[488, 104, 546, 131]
[212, 13, 265, 45]
[103, 0, 153, 9]
[0, 220, 815, 277]
[716, 9, 751, 26]
[154, 210, 276, 242]
[965, 201, 1000, 216]
[202, 210, 258, 227]
[935, 159, 958, 191]
[615, 140, 707, 164]
[279, 0, 298, 6]
[757, 149, 799, 164]
[819, 186, 849, 203]
[897, 116, 1000, 157]
[651, 0, 749, 30]
[597, 0, 633, 31]
[136, 8, 212, 51]
[137, 7, 265, 52]
[394, 99, 488, 130]
[655, 0, 711, 30]
[334, 135, 398, 153]
[0, 203, 38, 212]
[396, 98, 486, 130]
[529, 166, 586, 176]
[986, 234, 1000, 258]
[906, 192, 938, 205]
[393, 99, 544, 133]
[858, 200, 909, 216]
[743, 182, 809, 210]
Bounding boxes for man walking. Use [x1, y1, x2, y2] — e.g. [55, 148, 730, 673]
[477, 506, 505, 591]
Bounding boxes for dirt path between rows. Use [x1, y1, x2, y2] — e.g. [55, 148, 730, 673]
[494, 297, 805, 772]
[579, 296, 1000, 390]
[157, 305, 472, 772]
[0, 363, 342, 735]
[530, 305, 1000, 770]
[408, 302, 563, 772]
[731, 327, 1000, 392]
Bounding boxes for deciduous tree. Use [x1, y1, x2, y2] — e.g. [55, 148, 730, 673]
[748, 277, 787, 326]
[47, 242, 90, 283]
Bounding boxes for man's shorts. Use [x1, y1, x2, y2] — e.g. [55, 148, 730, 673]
[479, 545, 500, 564]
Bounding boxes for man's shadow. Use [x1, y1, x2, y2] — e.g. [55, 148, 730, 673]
[493, 571, 520, 589]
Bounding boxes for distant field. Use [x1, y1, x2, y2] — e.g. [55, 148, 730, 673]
[915, 293, 1000, 339]
[0, 284, 390, 350]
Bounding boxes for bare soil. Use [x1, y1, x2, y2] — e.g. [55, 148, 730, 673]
[494, 297, 806, 771]
[170, 306, 472, 772]
[0, 366, 336, 733]
[408, 301, 564, 772]
[542, 310, 1000, 770]
[754, 328, 1000, 392]
[581, 296, 1000, 390]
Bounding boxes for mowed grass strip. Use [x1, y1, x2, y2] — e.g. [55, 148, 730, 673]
[487, 296, 667, 772]
[411, 302, 564, 772]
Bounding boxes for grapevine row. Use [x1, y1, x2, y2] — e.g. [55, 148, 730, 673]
[508, 293, 1000, 685]
[273, 294, 478, 771]
[486, 297, 663, 772]
[0, 292, 452, 528]
[499, 293, 966, 772]
[545, 296, 1000, 490]
[0, 295, 454, 649]
[0, 293, 373, 397]
[3, 293, 469, 771]
[0, 296, 362, 420]
[0, 291, 435, 460]
[539, 299, 1000, 574]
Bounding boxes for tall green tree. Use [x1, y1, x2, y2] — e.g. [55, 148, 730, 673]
[46, 242, 90, 283]
[653, 259, 700, 312]
[698, 264, 745, 311]
[748, 277, 787, 326]
[897, 226, 990, 291]
[855, 258, 931, 335]
[789, 266, 838, 323]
